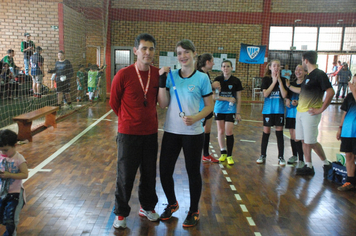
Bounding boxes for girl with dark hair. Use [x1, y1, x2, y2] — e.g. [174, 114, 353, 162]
[158, 39, 213, 227]
[213, 60, 243, 165]
[196, 53, 219, 163]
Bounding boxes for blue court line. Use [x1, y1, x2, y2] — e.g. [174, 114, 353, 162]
[104, 207, 116, 234]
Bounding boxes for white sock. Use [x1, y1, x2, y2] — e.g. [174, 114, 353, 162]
[323, 159, 330, 165]
[305, 162, 312, 168]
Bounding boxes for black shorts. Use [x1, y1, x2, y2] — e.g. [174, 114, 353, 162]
[214, 113, 235, 123]
[202, 112, 214, 127]
[340, 137, 356, 154]
[285, 118, 296, 129]
[56, 80, 71, 93]
[263, 114, 284, 127]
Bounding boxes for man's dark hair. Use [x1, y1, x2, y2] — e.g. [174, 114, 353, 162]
[58, 50, 65, 54]
[134, 33, 156, 49]
[302, 51, 318, 65]
[0, 129, 18, 147]
[7, 49, 14, 54]
[36, 46, 42, 52]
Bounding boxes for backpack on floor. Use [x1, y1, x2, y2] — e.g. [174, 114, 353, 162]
[326, 162, 347, 185]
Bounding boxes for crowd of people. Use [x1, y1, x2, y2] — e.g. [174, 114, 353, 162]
[0, 32, 354, 234]
[109, 33, 356, 230]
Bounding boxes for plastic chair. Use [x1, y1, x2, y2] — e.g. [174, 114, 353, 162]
[252, 77, 263, 100]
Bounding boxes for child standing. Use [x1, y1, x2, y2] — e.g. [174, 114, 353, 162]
[336, 74, 356, 191]
[87, 65, 100, 102]
[0, 129, 28, 235]
[76, 65, 85, 102]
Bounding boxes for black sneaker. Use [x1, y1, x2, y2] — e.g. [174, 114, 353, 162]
[296, 165, 315, 176]
[182, 210, 199, 227]
[323, 162, 332, 179]
[160, 201, 179, 221]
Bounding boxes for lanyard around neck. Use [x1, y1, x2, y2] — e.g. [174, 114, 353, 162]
[134, 63, 150, 104]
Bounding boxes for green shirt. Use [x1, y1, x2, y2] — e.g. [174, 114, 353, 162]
[88, 70, 99, 87]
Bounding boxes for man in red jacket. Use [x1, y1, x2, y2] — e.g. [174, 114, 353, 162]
[110, 33, 162, 229]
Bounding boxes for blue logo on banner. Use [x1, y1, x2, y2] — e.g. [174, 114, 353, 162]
[239, 43, 266, 64]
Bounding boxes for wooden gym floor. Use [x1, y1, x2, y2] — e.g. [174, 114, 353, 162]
[1, 100, 355, 236]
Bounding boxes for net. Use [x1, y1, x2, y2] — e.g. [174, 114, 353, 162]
[0, 0, 355, 130]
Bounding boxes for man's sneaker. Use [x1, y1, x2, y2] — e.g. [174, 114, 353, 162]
[219, 154, 227, 162]
[337, 182, 356, 191]
[113, 216, 127, 229]
[227, 156, 234, 165]
[139, 207, 159, 221]
[202, 155, 219, 163]
[160, 202, 179, 221]
[287, 156, 298, 164]
[182, 211, 199, 227]
[278, 157, 286, 167]
[295, 161, 305, 169]
[323, 161, 332, 179]
[296, 165, 315, 176]
[256, 155, 266, 164]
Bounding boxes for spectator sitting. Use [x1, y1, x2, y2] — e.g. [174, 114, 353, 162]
[1, 49, 20, 78]
[0, 63, 15, 99]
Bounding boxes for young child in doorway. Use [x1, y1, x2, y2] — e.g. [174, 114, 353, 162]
[76, 64, 85, 102]
[0, 129, 28, 236]
[87, 65, 101, 102]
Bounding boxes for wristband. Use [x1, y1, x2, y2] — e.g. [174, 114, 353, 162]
[159, 74, 167, 88]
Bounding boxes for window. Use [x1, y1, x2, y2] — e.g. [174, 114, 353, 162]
[343, 27, 356, 51]
[293, 27, 317, 51]
[269, 26, 293, 50]
[318, 27, 342, 51]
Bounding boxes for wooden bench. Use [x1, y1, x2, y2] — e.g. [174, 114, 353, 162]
[13, 106, 59, 142]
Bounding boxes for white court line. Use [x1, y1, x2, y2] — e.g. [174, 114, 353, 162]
[240, 139, 256, 143]
[226, 177, 232, 182]
[240, 204, 248, 212]
[24, 110, 113, 183]
[235, 194, 242, 201]
[222, 170, 228, 175]
[28, 169, 51, 172]
[247, 217, 256, 226]
[230, 185, 236, 191]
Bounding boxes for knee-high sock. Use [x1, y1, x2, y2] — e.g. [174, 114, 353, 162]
[296, 140, 304, 161]
[261, 132, 270, 156]
[276, 130, 284, 158]
[203, 133, 210, 156]
[226, 135, 234, 156]
[290, 139, 297, 156]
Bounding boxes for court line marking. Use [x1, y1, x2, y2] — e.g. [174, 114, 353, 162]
[23, 110, 113, 183]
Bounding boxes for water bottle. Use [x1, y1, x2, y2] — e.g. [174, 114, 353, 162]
[215, 88, 219, 98]
[228, 102, 233, 111]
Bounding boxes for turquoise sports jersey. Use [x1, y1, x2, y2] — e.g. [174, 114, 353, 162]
[340, 93, 356, 138]
[213, 75, 243, 114]
[285, 80, 302, 118]
[261, 76, 286, 115]
[164, 69, 212, 135]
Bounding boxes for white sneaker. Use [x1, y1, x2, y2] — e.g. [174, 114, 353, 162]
[296, 161, 305, 169]
[113, 216, 127, 229]
[256, 155, 266, 164]
[278, 157, 286, 167]
[139, 207, 159, 221]
[287, 156, 298, 164]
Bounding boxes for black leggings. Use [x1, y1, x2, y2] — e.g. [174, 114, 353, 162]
[159, 132, 204, 213]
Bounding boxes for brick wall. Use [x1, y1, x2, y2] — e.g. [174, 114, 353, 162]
[0, 0, 60, 87]
[271, 0, 356, 13]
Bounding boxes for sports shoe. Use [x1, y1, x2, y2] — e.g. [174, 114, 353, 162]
[295, 161, 305, 169]
[337, 182, 356, 191]
[160, 202, 179, 221]
[139, 207, 159, 221]
[227, 156, 234, 165]
[256, 155, 266, 164]
[323, 161, 332, 179]
[219, 154, 227, 162]
[202, 155, 219, 163]
[278, 157, 286, 167]
[113, 215, 127, 229]
[287, 156, 298, 164]
[182, 211, 199, 227]
[296, 165, 315, 176]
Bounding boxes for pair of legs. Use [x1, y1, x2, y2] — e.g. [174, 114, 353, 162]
[202, 113, 213, 157]
[114, 133, 158, 217]
[286, 117, 304, 162]
[160, 132, 203, 213]
[32, 75, 43, 95]
[336, 83, 348, 98]
[260, 114, 285, 159]
[0, 190, 25, 236]
[215, 113, 235, 158]
[24, 58, 30, 75]
[56, 80, 71, 105]
[340, 138, 356, 186]
[296, 112, 329, 167]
